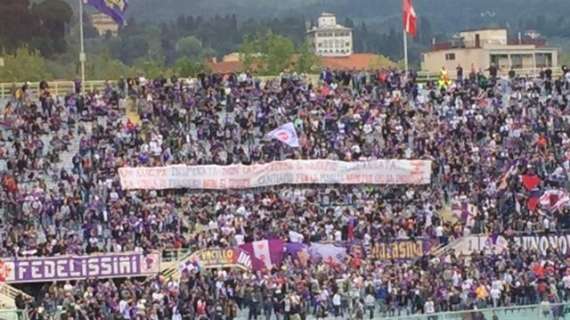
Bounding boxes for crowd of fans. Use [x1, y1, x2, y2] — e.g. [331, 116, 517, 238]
[1, 66, 570, 319]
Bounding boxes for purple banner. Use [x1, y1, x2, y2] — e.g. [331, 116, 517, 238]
[0, 252, 160, 283]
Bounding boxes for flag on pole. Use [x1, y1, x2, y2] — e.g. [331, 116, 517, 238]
[403, 0, 417, 37]
[85, 0, 128, 26]
[496, 161, 519, 193]
[266, 123, 300, 147]
[539, 189, 570, 212]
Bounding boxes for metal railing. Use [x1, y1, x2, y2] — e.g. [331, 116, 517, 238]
[375, 302, 570, 320]
[0, 80, 115, 100]
[501, 66, 563, 78]
[0, 72, 468, 100]
[0, 67, 562, 101]
[0, 309, 27, 320]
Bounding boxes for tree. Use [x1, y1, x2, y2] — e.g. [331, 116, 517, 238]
[87, 51, 135, 80]
[418, 17, 434, 46]
[368, 55, 398, 69]
[173, 57, 209, 77]
[0, 48, 53, 82]
[133, 58, 169, 79]
[175, 36, 205, 61]
[110, 34, 150, 65]
[261, 33, 295, 75]
[239, 34, 260, 72]
[30, 2, 73, 58]
[84, 13, 101, 39]
[295, 41, 319, 74]
[0, 0, 35, 52]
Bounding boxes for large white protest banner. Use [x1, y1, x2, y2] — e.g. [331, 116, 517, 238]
[119, 159, 431, 190]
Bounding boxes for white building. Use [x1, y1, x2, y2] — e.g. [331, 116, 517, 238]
[91, 13, 119, 37]
[307, 13, 353, 57]
[422, 28, 559, 78]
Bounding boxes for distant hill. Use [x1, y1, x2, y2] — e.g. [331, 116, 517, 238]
[125, 0, 570, 36]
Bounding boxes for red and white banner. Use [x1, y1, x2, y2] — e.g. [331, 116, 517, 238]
[119, 159, 432, 190]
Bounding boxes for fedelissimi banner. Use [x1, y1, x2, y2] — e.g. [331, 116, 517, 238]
[450, 233, 570, 257]
[119, 159, 432, 190]
[0, 252, 160, 283]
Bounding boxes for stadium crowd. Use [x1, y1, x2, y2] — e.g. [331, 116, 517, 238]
[2, 66, 570, 319]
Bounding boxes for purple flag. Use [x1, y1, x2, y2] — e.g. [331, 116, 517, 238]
[308, 243, 347, 264]
[85, 0, 128, 26]
[286, 243, 307, 257]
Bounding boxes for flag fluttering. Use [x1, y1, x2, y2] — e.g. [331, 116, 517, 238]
[403, 0, 417, 37]
[85, 0, 128, 26]
[266, 123, 300, 147]
[539, 190, 570, 212]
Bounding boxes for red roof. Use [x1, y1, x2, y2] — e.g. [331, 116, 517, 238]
[320, 53, 380, 71]
[208, 53, 380, 74]
[208, 61, 244, 74]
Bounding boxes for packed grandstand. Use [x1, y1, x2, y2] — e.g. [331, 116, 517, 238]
[1, 68, 570, 320]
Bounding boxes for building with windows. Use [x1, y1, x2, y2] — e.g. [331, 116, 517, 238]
[306, 13, 353, 57]
[422, 28, 559, 78]
[91, 13, 119, 37]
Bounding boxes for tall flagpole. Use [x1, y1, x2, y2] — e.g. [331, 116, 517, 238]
[79, 0, 86, 94]
[403, 31, 409, 74]
[402, 0, 409, 74]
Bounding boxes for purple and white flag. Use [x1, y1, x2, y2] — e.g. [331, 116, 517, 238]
[266, 123, 300, 147]
[85, 0, 128, 26]
[240, 239, 284, 270]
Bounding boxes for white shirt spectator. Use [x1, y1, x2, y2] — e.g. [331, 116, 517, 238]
[424, 300, 435, 314]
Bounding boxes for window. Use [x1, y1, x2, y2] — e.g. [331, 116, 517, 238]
[536, 53, 552, 68]
[346, 42, 350, 47]
[490, 54, 509, 68]
[511, 55, 523, 69]
[445, 53, 456, 61]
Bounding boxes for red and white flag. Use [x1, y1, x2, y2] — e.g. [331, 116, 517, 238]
[403, 0, 417, 37]
[266, 123, 300, 147]
[539, 190, 570, 212]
